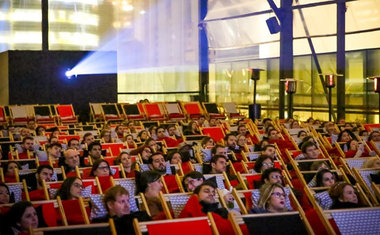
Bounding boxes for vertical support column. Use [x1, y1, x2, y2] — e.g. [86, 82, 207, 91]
[337, 0, 346, 120]
[42, 0, 49, 51]
[199, 0, 209, 102]
[279, 0, 293, 119]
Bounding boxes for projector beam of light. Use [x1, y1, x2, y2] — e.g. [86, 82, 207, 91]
[68, 50, 117, 76]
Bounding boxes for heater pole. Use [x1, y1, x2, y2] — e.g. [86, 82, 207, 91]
[329, 86, 332, 122]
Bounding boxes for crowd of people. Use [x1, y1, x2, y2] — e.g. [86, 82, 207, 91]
[0, 113, 379, 234]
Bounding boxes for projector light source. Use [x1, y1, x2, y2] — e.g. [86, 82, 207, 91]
[65, 69, 76, 79]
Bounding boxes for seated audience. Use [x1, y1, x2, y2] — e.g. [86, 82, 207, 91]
[114, 151, 136, 177]
[253, 155, 274, 174]
[0, 182, 12, 204]
[3, 201, 39, 235]
[182, 171, 205, 192]
[90, 159, 112, 177]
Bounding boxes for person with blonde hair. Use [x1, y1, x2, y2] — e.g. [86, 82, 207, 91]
[362, 157, 380, 169]
[250, 183, 288, 213]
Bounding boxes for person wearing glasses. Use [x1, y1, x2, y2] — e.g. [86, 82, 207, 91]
[182, 171, 206, 192]
[55, 177, 83, 200]
[90, 159, 112, 177]
[253, 155, 274, 174]
[250, 183, 288, 213]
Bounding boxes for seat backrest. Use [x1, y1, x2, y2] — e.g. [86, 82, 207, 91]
[204, 103, 220, 114]
[201, 127, 224, 142]
[242, 212, 308, 235]
[165, 103, 181, 114]
[6, 182, 23, 202]
[33, 222, 113, 235]
[102, 104, 119, 116]
[223, 102, 238, 114]
[328, 207, 380, 235]
[141, 216, 213, 235]
[57, 105, 74, 118]
[123, 104, 140, 115]
[145, 103, 163, 116]
[204, 174, 225, 190]
[10, 106, 28, 118]
[184, 102, 201, 115]
[91, 103, 103, 115]
[34, 105, 51, 117]
[166, 193, 191, 218]
[0, 106, 5, 121]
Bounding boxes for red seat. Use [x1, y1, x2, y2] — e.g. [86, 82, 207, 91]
[201, 127, 225, 142]
[144, 103, 166, 120]
[163, 175, 180, 193]
[56, 105, 78, 124]
[101, 143, 124, 156]
[183, 102, 203, 119]
[245, 174, 262, 189]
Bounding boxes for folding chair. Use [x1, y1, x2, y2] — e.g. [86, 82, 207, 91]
[9, 105, 32, 125]
[182, 102, 203, 119]
[162, 102, 185, 120]
[202, 103, 225, 119]
[55, 104, 79, 124]
[133, 214, 218, 235]
[122, 104, 145, 120]
[352, 168, 380, 205]
[201, 126, 225, 142]
[34, 105, 55, 124]
[102, 103, 123, 122]
[222, 103, 245, 119]
[101, 143, 125, 156]
[143, 103, 167, 120]
[31, 219, 116, 235]
[89, 103, 104, 122]
[0, 105, 7, 125]
[160, 192, 191, 218]
[57, 196, 91, 225]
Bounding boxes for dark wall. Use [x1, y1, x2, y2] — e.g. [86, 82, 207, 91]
[6, 50, 117, 122]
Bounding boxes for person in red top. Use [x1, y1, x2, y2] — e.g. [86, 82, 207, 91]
[18, 136, 36, 159]
[114, 151, 136, 178]
[178, 181, 235, 235]
[344, 139, 370, 158]
[267, 129, 295, 150]
[156, 126, 181, 147]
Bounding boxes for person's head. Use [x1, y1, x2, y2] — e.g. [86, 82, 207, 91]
[137, 130, 149, 141]
[115, 125, 125, 136]
[115, 152, 133, 169]
[145, 138, 157, 151]
[64, 149, 80, 168]
[88, 142, 102, 160]
[316, 169, 336, 187]
[306, 117, 314, 125]
[148, 126, 157, 135]
[338, 130, 354, 142]
[137, 170, 162, 194]
[26, 120, 36, 130]
[268, 129, 280, 140]
[254, 155, 274, 173]
[261, 144, 276, 159]
[224, 134, 237, 148]
[48, 135, 58, 144]
[198, 116, 206, 126]
[47, 143, 62, 159]
[237, 125, 248, 135]
[101, 130, 112, 143]
[301, 141, 320, 159]
[182, 171, 205, 192]
[329, 182, 358, 204]
[297, 130, 308, 139]
[359, 130, 369, 137]
[188, 121, 198, 131]
[362, 158, 380, 169]
[36, 165, 54, 185]
[201, 136, 215, 148]
[326, 124, 337, 135]
[67, 138, 80, 150]
[210, 155, 228, 174]
[193, 181, 217, 204]
[290, 121, 300, 129]
[90, 159, 111, 177]
[35, 126, 45, 136]
[20, 128, 31, 138]
[127, 121, 134, 129]
[82, 133, 94, 146]
[49, 127, 60, 137]
[167, 125, 177, 136]
[141, 146, 153, 161]
[167, 151, 182, 164]
[368, 131, 380, 141]
[263, 118, 273, 128]
[258, 139, 270, 150]
[347, 139, 360, 151]
[0, 183, 10, 204]
[209, 118, 217, 127]
[211, 144, 227, 157]
[156, 126, 166, 139]
[4, 161, 21, 175]
[22, 136, 34, 151]
[103, 185, 130, 217]
[148, 152, 166, 174]
[124, 134, 134, 145]
[257, 183, 286, 212]
[7, 201, 38, 232]
[236, 134, 247, 147]
[55, 177, 83, 200]
[262, 167, 283, 185]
